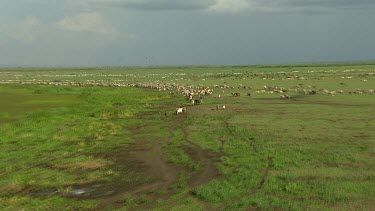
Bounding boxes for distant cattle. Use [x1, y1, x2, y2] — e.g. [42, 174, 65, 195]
[280, 95, 290, 99]
[194, 99, 202, 105]
[216, 105, 226, 110]
[308, 90, 317, 95]
[231, 93, 240, 97]
[246, 93, 252, 97]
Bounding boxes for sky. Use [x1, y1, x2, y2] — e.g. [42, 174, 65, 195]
[0, 0, 374, 67]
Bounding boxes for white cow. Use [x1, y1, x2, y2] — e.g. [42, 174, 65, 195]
[175, 107, 186, 115]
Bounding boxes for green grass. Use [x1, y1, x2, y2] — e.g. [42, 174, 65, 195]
[0, 63, 374, 210]
[0, 112, 9, 118]
[0, 87, 78, 124]
[190, 119, 267, 204]
[0, 84, 176, 209]
[0, 195, 97, 211]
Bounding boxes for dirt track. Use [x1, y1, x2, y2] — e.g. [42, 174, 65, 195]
[28, 103, 270, 210]
[93, 108, 222, 210]
[24, 102, 276, 210]
[95, 122, 181, 209]
[176, 115, 221, 189]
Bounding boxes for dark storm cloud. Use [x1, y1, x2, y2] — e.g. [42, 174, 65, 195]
[89, 0, 215, 11]
[284, 0, 375, 8]
[256, 0, 375, 13]
[88, 0, 375, 12]
[1, 0, 374, 67]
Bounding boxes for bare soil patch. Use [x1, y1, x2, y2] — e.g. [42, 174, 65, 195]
[171, 112, 222, 189]
[95, 105, 223, 210]
[95, 122, 181, 209]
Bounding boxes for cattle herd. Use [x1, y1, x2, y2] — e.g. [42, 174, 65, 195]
[1, 77, 373, 99]
[0, 70, 373, 116]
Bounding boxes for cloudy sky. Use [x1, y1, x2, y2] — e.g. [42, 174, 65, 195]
[0, 0, 374, 66]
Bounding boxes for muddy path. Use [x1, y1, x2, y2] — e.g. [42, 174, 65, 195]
[30, 103, 223, 210]
[27, 122, 180, 206]
[95, 122, 181, 210]
[172, 115, 222, 189]
[151, 114, 221, 210]
[97, 109, 222, 210]
[79, 104, 269, 210]
[180, 120, 221, 188]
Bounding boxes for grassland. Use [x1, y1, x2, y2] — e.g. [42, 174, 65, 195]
[0, 63, 374, 210]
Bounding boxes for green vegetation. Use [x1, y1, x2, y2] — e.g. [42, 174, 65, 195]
[0, 84, 175, 210]
[0, 63, 374, 210]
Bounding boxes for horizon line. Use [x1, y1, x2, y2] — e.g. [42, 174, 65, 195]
[1, 60, 375, 69]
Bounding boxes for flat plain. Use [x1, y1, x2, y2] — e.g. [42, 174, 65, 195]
[0, 63, 374, 210]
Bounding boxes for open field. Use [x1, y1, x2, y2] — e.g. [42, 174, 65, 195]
[0, 63, 374, 210]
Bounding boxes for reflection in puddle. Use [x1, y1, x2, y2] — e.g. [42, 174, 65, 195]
[30, 184, 117, 199]
[71, 189, 86, 195]
[68, 184, 116, 198]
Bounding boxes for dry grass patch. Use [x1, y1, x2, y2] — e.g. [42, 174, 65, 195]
[0, 185, 24, 193]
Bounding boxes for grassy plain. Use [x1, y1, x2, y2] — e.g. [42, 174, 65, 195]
[0, 63, 374, 210]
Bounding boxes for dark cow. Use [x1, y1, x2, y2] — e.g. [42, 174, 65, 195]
[231, 93, 240, 97]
